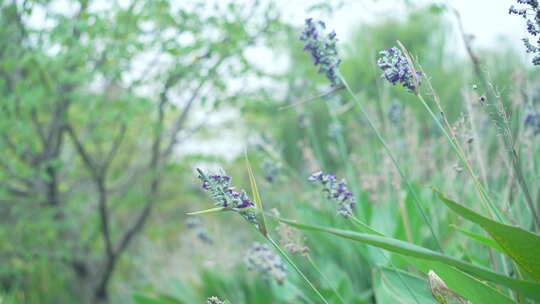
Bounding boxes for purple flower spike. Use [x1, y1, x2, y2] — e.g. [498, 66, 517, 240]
[308, 171, 355, 218]
[244, 242, 287, 284]
[377, 47, 421, 93]
[197, 168, 258, 225]
[524, 105, 540, 135]
[300, 18, 342, 86]
[510, 1, 540, 65]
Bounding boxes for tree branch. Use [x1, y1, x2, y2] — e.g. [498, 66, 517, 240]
[102, 123, 127, 173]
[66, 124, 114, 261]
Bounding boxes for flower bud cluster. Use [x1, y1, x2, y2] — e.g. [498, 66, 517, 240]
[525, 106, 540, 135]
[206, 296, 225, 304]
[509, 1, 540, 65]
[244, 242, 287, 285]
[197, 169, 257, 225]
[300, 18, 342, 86]
[308, 171, 355, 218]
[261, 159, 282, 183]
[377, 47, 422, 93]
[186, 217, 213, 244]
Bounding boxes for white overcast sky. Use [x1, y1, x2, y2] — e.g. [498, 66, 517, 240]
[276, 0, 525, 54]
[190, 0, 529, 160]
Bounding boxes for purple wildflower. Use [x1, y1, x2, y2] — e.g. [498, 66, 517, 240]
[186, 217, 213, 244]
[524, 106, 540, 135]
[308, 171, 355, 218]
[377, 47, 422, 93]
[388, 100, 403, 126]
[244, 242, 287, 285]
[197, 168, 257, 225]
[509, 1, 540, 65]
[261, 159, 282, 184]
[300, 18, 342, 86]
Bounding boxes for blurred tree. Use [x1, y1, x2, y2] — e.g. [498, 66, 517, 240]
[0, 0, 284, 303]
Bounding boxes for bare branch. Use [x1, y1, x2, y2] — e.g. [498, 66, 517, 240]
[65, 125, 97, 175]
[0, 181, 29, 197]
[102, 124, 127, 173]
[66, 124, 114, 261]
[453, 8, 483, 79]
[30, 109, 47, 147]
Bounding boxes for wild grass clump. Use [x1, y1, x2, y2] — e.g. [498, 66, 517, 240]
[135, 4, 540, 304]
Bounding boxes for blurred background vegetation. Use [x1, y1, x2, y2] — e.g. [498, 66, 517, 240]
[1, 0, 539, 303]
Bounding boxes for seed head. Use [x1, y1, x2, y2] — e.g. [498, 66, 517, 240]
[244, 242, 287, 284]
[300, 18, 342, 86]
[271, 208, 310, 256]
[377, 47, 422, 93]
[308, 171, 355, 218]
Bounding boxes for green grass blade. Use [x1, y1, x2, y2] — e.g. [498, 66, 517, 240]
[267, 237, 330, 304]
[245, 150, 268, 237]
[338, 73, 443, 252]
[405, 259, 514, 304]
[275, 217, 540, 300]
[186, 207, 226, 215]
[350, 217, 512, 303]
[450, 224, 504, 253]
[305, 254, 347, 304]
[374, 266, 438, 304]
[435, 189, 540, 281]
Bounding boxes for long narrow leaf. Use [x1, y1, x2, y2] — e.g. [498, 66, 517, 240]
[435, 189, 540, 281]
[450, 224, 504, 253]
[374, 267, 437, 304]
[245, 150, 268, 236]
[275, 217, 540, 300]
[186, 207, 226, 215]
[405, 259, 514, 304]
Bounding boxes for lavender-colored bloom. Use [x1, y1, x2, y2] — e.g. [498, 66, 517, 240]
[524, 106, 540, 135]
[509, 1, 540, 65]
[197, 168, 258, 225]
[388, 100, 403, 126]
[244, 242, 287, 284]
[377, 47, 422, 93]
[300, 18, 342, 86]
[328, 122, 343, 139]
[206, 297, 225, 304]
[308, 171, 355, 218]
[186, 217, 213, 244]
[261, 159, 282, 183]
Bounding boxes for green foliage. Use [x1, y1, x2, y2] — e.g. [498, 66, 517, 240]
[3, 1, 540, 304]
[436, 190, 540, 281]
[373, 267, 436, 304]
[275, 217, 540, 301]
[0, 0, 286, 302]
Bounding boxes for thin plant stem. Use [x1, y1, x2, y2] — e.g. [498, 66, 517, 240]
[284, 280, 313, 303]
[305, 254, 347, 304]
[306, 111, 328, 171]
[325, 101, 366, 221]
[267, 236, 330, 304]
[464, 90, 488, 188]
[415, 93, 504, 222]
[337, 74, 444, 253]
[395, 41, 504, 223]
